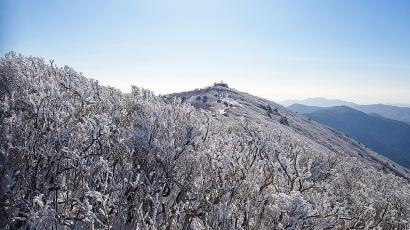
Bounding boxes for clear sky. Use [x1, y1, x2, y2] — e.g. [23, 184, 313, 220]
[1, 0, 410, 104]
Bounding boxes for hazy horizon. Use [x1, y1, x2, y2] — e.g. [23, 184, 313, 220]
[1, 0, 410, 104]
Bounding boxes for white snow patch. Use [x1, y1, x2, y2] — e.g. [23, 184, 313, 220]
[218, 109, 226, 115]
[33, 194, 44, 208]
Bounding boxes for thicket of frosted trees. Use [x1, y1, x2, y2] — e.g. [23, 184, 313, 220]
[1, 53, 409, 229]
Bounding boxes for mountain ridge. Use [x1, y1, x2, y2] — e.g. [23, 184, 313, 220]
[168, 86, 410, 178]
[288, 104, 410, 169]
[281, 97, 410, 124]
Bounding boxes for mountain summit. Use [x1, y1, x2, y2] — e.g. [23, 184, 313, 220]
[168, 86, 409, 178]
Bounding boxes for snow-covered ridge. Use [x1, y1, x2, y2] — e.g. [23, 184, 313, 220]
[168, 86, 410, 179]
[1, 53, 409, 229]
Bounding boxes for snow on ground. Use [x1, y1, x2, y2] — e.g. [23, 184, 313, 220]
[217, 109, 226, 115]
[167, 85, 410, 179]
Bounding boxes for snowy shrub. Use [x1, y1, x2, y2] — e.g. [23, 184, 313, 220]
[0, 52, 409, 229]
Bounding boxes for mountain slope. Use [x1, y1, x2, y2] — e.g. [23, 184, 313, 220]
[288, 103, 324, 114]
[168, 87, 410, 178]
[1, 54, 409, 229]
[353, 104, 410, 125]
[282, 97, 410, 124]
[289, 104, 410, 168]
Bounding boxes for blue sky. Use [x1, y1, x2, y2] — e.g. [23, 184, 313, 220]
[1, 0, 410, 104]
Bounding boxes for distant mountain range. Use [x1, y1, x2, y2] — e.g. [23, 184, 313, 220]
[288, 104, 410, 169]
[281, 97, 357, 107]
[281, 97, 410, 125]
